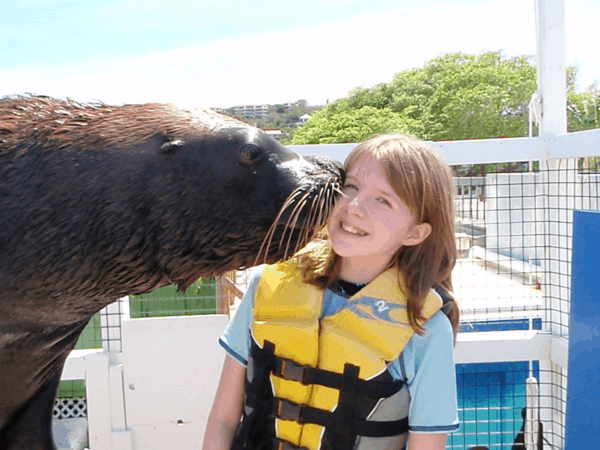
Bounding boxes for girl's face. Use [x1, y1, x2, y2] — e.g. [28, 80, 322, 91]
[327, 155, 431, 272]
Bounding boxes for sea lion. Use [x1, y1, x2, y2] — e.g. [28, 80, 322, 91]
[0, 95, 343, 450]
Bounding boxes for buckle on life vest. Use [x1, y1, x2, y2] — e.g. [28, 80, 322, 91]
[272, 398, 305, 422]
[273, 358, 308, 385]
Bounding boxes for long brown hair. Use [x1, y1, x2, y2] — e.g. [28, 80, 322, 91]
[297, 134, 460, 339]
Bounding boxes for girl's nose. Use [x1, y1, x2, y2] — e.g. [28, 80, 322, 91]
[346, 195, 366, 216]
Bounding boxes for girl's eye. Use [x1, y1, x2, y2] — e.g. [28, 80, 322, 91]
[342, 184, 358, 193]
[377, 197, 392, 207]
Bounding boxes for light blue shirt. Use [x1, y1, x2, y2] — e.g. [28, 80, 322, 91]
[219, 266, 459, 434]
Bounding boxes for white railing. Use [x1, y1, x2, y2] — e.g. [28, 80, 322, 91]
[61, 310, 230, 449]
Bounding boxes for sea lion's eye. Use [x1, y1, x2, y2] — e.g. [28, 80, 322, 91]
[238, 144, 264, 165]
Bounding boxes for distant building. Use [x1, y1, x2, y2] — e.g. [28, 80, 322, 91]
[264, 129, 285, 141]
[294, 113, 312, 127]
[220, 100, 311, 119]
[283, 100, 308, 111]
[299, 113, 312, 124]
[230, 104, 269, 119]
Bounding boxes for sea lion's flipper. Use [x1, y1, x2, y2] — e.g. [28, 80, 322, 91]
[0, 318, 89, 450]
[0, 365, 61, 450]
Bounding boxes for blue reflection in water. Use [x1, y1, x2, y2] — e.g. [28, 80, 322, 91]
[447, 320, 542, 449]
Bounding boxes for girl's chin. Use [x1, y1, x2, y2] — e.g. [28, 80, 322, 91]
[330, 226, 368, 243]
[330, 238, 370, 258]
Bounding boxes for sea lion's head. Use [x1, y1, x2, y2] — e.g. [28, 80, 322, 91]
[142, 111, 344, 289]
[0, 95, 344, 297]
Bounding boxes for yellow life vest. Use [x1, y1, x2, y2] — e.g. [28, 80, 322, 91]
[234, 249, 442, 450]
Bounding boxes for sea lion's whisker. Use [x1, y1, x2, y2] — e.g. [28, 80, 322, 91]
[326, 180, 337, 218]
[279, 188, 311, 244]
[298, 187, 322, 252]
[279, 193, 309, 249]
[316, 180, 333, 227]
[255, 178, 340, 265]
[279, 190, 304, 212]
[285, 185, 322, 258]
[302, 186, 321, 246]
[256, 219, 279, 266]
[309, 183, 329, 240]
[255, 204, 287, 266]
[301, 181, 332, 253]
[255, 185, 309, 265]
[323, 182, 342, 224]
[314, 201, 325, 237]
[284, 196, 310, 260]
[315, 182, 329, 223]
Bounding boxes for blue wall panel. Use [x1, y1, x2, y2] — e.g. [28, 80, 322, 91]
[565, 210, 600, 448]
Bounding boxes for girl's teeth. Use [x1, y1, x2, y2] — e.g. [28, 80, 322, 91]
[341, 222, 366, 236]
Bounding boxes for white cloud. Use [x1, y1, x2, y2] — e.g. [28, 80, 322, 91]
[565, 0, 600, 90]
[1, 0, 597, 108]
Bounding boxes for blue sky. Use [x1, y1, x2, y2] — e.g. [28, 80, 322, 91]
[1, 0, 597, 108]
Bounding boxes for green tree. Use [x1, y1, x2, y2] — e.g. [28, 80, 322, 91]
[568, 91, 599, 132]
[293, 51, 598, 144]
[291, 106, 417, 144]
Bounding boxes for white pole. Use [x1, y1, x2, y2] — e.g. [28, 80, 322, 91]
[535, 2, 568, 448]
[526, 377, 540, 450]
[537, 0, 567, 140]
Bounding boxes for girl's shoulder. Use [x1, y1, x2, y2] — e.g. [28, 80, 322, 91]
[404, 309, 454, 359]
[420, 308, 454, 341]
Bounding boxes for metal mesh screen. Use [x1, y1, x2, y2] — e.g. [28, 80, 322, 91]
[450, 361, 538, 449]
[451, 156, 600, 449]
[453, 161, 545, 329]
[89, 271, 253, 351]
[128, 277, 217, 318]
[448, 362, 568, 450]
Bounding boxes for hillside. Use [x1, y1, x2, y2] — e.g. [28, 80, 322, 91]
[221, 103, 323, 143]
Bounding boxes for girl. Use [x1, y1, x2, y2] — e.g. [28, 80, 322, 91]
[204, 134, 460, 450]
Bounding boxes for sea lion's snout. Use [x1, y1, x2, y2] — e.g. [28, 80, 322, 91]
[253, 150, 343, 264]
[303, 154, 345, 181]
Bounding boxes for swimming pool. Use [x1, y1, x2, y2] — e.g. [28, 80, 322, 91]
[449, 318, 543, 449]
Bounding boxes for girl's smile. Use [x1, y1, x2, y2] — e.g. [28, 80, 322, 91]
[339, 220, 368, 236]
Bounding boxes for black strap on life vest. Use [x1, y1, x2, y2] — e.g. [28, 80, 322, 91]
[231, 339, 278, 450]
[272, 354, 404, 398]
[231, 338, 409, 450]
[269, 394, 409, 437]
[433, 284, 453, 320]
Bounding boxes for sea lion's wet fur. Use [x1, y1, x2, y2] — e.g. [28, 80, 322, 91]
[0, 95, 342, 449]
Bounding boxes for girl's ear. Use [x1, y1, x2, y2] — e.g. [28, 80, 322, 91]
[402, 222, 432, 246]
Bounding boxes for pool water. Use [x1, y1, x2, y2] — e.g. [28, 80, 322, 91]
[447, 316, 541, 450]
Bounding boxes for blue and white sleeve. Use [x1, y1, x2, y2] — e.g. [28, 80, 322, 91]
[217, 267, 264, 366]
[397, 310, 460, 434]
